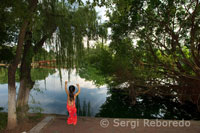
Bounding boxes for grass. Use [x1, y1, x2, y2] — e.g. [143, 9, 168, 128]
[0, 112, 7, 130]
[0, 106, 44, 131]
[28, 113, 44, 121]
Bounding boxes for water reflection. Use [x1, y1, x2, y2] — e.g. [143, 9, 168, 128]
[2, 67, 198, 119]
[96, 88, 200, 120]
[76, 96, 92, 116]
[0, 68, 108, 116]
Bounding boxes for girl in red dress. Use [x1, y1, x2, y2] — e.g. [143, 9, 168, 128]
[65, 81, 81, 125]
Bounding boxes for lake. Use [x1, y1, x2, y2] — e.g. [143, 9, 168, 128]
[0, 68, 108, 116]
[1, 67, 200, 119]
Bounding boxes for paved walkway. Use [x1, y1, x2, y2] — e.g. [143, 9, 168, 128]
[29, 116, 54, 133]
[31, 116, 200, 133]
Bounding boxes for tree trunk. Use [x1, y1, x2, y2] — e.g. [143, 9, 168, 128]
[17, 31, 34, 122]
[17, 79, 33, 121]
[7, 0, 38, 129]
[16, 26, 56, 121]
[7, 66, 17, 129]
[16, 60, 34, 122]
[129, 83, 136, 105]
[7, 20, 29, 130]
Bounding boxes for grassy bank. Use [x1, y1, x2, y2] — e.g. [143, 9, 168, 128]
[0, 111, 44, 132]
[0, 112, 7, 130]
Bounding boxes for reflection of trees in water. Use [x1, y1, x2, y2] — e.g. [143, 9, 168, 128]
[26, 68, 56, 114]
[0, 67, 56, 84]
[96, 88, 200, 120]
[28, 83, 44, 113]
[31, 68, 56, 81]
[76, 96, 91, 116]
[0, 67, 20, 84]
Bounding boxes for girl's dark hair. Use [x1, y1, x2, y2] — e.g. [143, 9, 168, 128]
[69, 85, 75, 101]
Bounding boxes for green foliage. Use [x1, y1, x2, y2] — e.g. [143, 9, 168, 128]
[33, 48, 55, 62]
[1, 0, 103, 71]
[79, 65, 106, 87]
[0, 0, 21, 45]
[182, 46, 191, 59]
[78, 42, 113, 86]
[104, 0, 200, 94]
[79, 36, 165, 90]
[0, 45, 15, 63]
[53, 5, 101, 70]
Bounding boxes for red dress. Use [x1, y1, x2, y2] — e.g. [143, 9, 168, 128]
[67, 100, 77, 125]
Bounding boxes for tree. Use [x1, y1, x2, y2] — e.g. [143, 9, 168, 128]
[107, 0, 200, 110]
[7, 0, 38, 129]
[1, 0, 102, 129]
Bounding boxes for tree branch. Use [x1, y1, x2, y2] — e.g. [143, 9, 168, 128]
[34, 26, 57, 53]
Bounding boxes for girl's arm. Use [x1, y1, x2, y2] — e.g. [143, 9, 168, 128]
[65, 81, 69, 96]
[75, 84, 81, 97]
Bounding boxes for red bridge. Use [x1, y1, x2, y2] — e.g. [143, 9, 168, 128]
[37, 59, 56, 65]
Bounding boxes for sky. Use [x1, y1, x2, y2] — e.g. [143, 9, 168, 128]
[82, 0, 109, 23]
[95, 5, 109, 23]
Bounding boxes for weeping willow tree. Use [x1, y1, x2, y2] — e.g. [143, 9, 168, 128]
[2, 0, 103, 129]
[53, 4, 100, 70]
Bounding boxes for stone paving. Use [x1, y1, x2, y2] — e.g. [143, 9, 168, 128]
[30, 116, 200, 133]
[28, 116, 54, 133]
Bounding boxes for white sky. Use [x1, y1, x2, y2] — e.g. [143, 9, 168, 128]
[82, 0, 109, 23]
[95, 6, 109, 23]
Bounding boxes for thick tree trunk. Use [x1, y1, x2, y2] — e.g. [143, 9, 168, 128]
[17, 31, 34, 122]
[16, 26, 56, 121]
[7, 21, 29, 130]
[7, 0, 38, 129]
[17, 63, 34, 121]
[17, 78, 33, 121]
